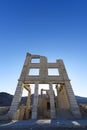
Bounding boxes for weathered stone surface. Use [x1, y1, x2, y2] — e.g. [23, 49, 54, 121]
[5, 53, 81, 120]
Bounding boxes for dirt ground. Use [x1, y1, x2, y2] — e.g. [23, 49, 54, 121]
[0, 126, 87, 130]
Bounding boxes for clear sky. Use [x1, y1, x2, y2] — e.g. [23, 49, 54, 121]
[0, 0, 87, 97]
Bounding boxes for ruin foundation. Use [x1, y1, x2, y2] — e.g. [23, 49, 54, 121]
[6, 53, 81, 120]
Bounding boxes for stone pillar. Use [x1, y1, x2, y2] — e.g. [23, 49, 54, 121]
[19, 53, 31, 81]
[26, 89, 31, 107]
[19, 105, 25, 120]
[57, 60, 81, 118]
[65, 81, 81, 118]
[56, 84, 64, 109]
[49, 83, 56, 118]
[7, 81, 23, 119]
[25, 91, 31, 119]
[32, 83, 39, 119]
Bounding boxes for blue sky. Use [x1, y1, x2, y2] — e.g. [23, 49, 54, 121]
[0, 0, 87, 97]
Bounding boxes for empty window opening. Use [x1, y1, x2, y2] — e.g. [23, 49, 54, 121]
[43, 91, 46, 94]
[55, 102, 56, 108]
[21, 88, 28, 105]
[31, 58, 40, 63]
[22, 88, 28, 97]
[39, 84, 49, 95]
[29, 68, 39, 75]
[53, 84, 57, 96]
[30, 84, 35, 94]
[47, 102, 50, 110]
[48, 68, 59, 75]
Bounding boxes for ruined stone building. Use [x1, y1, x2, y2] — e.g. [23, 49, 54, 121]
[6, 53, 81, 120]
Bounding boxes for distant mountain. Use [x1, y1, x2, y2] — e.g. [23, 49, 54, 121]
[0, 92, 34, 106]
[0, 92, 13, 106]
[0, 92, 87, 106]
[76, 96, 87, 104]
